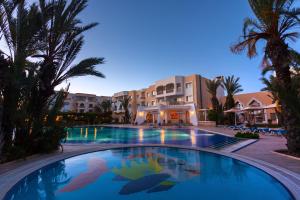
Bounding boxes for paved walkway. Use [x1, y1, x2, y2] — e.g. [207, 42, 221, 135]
[201, 126, 300, 174]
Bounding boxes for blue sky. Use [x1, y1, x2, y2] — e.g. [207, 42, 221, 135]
[63, 0, 297, 96]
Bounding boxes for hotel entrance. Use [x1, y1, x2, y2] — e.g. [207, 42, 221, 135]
[163, 110, 190, 125]
[146, 112, 158, 123]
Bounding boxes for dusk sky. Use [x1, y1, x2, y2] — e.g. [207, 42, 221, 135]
[64, 0, 298, 96]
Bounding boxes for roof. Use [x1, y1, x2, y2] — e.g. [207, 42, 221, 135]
[221, 91, 273, 106]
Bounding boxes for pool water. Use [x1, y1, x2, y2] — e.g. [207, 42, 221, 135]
[65, 127, 239, 149]
[4, 147, 293, 200]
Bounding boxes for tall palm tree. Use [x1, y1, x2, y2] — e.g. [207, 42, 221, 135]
[0, 0, 106, 159]
[206, 79, 222, 111]
[28, 0, 105, 141]
[120, 96, 131, 124]
[231, 0, 300, 153]
[100, 100, 112, 113]
[0, 0, 44, 153]
[223, 76, 243, 110]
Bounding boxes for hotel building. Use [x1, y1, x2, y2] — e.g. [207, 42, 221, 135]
[112, 74, 224, 126]
[62, 93, 111, 113]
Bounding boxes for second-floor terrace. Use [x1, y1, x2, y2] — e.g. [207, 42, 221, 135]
[155, 76, 184, 97]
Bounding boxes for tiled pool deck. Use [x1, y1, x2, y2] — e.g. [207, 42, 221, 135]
[0, 125, 300, 199]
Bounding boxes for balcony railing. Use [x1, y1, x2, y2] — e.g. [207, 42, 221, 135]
[158, 101, 185, 106]
[166, 89, 174, 93]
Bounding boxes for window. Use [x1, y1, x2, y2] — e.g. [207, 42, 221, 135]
[88, 97, 96, 102]
[88, 109, 93, 112]
[151, 101, 155, 106]
[176, 83, 182, 91]
[79, 103, 85, 108]
[185, 82, 192, 89]
[89, 104, 93, 108]
[76, 96, 86, 101]
[79, 109, 84, 113]
[270, 113, 277, 120]
[186, 95, 193, 102]
[177, 97, 182, 102]
[152, 91, 156, 96]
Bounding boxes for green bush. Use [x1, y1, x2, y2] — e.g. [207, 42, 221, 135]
[235, 131, 260, 139]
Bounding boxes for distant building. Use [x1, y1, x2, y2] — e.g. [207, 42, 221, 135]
[221, 91, 279, 125]
[62, 93, 111, 113]
[112, 74, 224, 125]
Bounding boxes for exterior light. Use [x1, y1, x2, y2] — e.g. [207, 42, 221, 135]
[190, 111, 195, 115]
[138, 112, 144, 117]
[160, 111, 164, 116]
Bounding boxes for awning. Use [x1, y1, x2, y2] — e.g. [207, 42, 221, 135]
[263, 103, 278, 109]
[224, 108, 242, 113]
[242, 106, 264, 111]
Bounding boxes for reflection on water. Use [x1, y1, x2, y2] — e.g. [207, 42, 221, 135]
[190, 130, 196, 147]
[138, 129, 143, 142]
[94, 128, 97, 140]
[65, 127, 240, 149]
[160, 129, 165, 144]
[4, 147, 293, 200]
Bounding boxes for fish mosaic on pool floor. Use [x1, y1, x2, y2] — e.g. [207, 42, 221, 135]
[112, 151, 201, 195]
[59, 158, 108, 192]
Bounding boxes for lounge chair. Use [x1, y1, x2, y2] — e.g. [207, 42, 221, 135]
[270, 129, 287, 136]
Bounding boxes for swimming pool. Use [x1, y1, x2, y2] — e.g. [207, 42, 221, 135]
[65, 126, 240, 149]
[4, 147, 293, 200]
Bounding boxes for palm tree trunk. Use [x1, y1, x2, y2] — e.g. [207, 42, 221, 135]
[269, 41, 300, 153]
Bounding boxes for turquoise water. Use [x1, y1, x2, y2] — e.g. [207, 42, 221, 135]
[65, 127, 239, 149]
[4, 147, 293, 200]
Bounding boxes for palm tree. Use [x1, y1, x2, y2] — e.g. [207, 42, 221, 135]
[206, 79, 222, 111]
[223, 76, 243, 110]
[0, 0, 105, 159]
[231, 0, 300, 153]
[206, 79, 223, 125]
[0, 0, 44, 153]
[222, 76, 243, 125]
[100, 100, 112, 113]
[28, 0, 105, 142]
[120, 96, 131, 124]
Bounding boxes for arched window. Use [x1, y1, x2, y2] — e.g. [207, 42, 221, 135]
[156, 86, 164, 95]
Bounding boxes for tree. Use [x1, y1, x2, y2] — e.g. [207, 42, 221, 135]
[120, 96, 131, 124]
[100, 100, 112, 113]
[28, 0, 105, 150]
[0, 0, 45, 154]
[231, 0, 300, 153]
[206, 79, 222, 125]
[0, 0, 105, 160]
[223, 75, 243, 110]
[206, 79, 222, 111]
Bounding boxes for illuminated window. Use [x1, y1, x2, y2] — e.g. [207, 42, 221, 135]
[186, 95, 193, 102]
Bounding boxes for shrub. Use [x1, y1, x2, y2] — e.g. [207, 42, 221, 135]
[235, 131, 259, 139]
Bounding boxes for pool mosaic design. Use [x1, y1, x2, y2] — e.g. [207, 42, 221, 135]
[65, 126, 239, 149]
[4, 147, 294, 200]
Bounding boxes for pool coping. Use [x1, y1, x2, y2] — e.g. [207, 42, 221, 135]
[0, 144, 299, 200]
